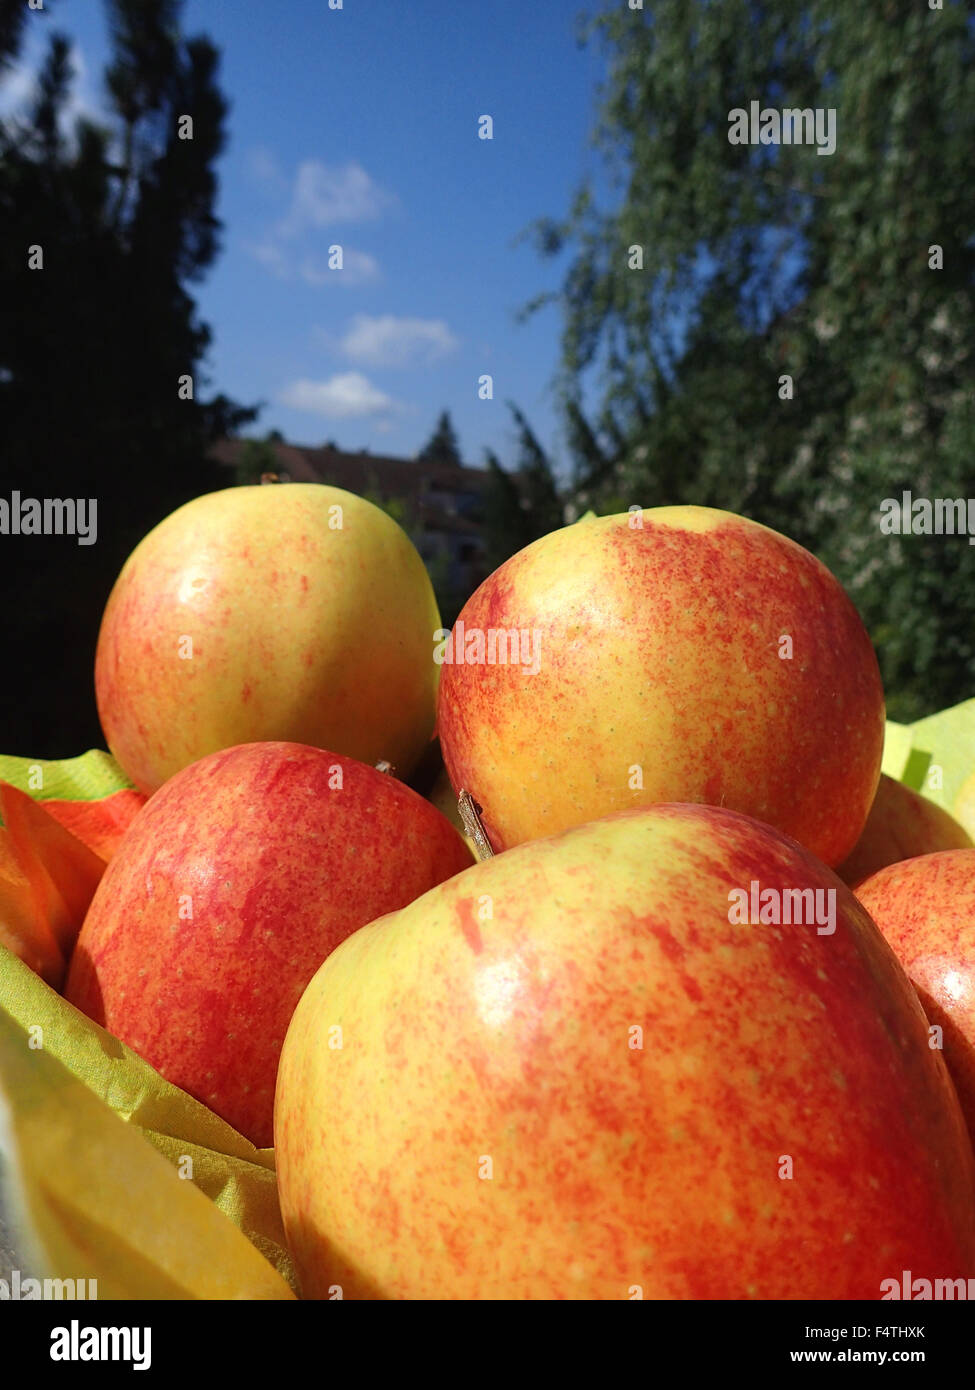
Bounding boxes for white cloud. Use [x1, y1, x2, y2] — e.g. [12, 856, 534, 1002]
[244, 243, 380, 288]
[339, 314, 459, 368]
[278, 373, 403, 420]
[299, 249, 380, 286]
[279, 160, 396, 236]
[245, 155, 391, 286]
[248, 145, 288, 192]
[246, 241, 289, 276]
[0, 59, 37, 116]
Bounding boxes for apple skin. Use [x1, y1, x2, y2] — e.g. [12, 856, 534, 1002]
[95, 484, 442, 794]
[855, 850, 975, 1152]
[64, 742, 473, 1147]
[437, 507, 884, 866]
[274, 803, 975, 1299]
[836, 774, 972, 887]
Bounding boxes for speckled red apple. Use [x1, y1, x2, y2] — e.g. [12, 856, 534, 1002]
[64, 742, 473, 1147]
[438, 506, 884, 865]
[96, 484, 442, 794]
[856, 850, 975, 1150]
[274, 803, 975, 1299]
[837, 775, 971, 887]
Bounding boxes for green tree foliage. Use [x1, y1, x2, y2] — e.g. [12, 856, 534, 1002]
[0, 0, 256, 756]
[360, 480, 414, 532]
[520, 0, 974, 720]
[481, 402, 564, 570]
[235, 436, 281, 487]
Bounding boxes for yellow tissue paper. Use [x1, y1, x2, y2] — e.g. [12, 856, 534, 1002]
[881, 698, 975, 826]
[0, 971, 293, 1299]
[0, 748, 298, 1298]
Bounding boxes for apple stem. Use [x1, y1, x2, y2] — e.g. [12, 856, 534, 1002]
[374, 760, 396, 775]
[458, 791, 494, 860]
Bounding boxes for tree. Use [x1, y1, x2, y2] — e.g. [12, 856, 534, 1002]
[0, 0, 257, 757]
[520, 0, 975, 720]
[236, 435, 281, 486]
[417, 410, 463, 469]
[482, 402, 564, 570]
[0, 1, 29, 71]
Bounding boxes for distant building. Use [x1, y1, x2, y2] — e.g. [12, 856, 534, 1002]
[209, 437, 492, 615]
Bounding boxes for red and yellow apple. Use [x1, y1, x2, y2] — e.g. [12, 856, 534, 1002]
[96, 484, 442, 794]
[64, 742, 473, 1146]
[837, 774, 972, 887]
[437, 506, 884, 864]
[856, 850, 975, 1149]
[274, 803, 975, 1299]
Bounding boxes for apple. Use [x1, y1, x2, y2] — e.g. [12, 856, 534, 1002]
[95, 483, 442, 795]
[64, 742, 473, 1147]
[274, 802, 975, 1299]
[437, 506, 884, 865]
[855, 850, 975, 1150]
[836, 774, 972, 887]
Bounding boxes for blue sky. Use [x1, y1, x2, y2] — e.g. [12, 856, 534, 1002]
[1, 0, 614, 476]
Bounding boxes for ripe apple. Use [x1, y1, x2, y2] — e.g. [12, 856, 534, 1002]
[274, 803, 975, 1299]
[855, 850, 975, 1150]
[437, 506, 884, 865]
[95, 483, 442, 794]
[836, 774, 972, 887]
[64, 742, 473, 1147]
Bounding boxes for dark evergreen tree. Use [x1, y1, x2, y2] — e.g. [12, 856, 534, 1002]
[0, 0, 257, 756]
[417, 410, 463, 469]
[0, 1, 29, 71]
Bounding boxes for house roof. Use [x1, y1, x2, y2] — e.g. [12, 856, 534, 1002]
[209, 438, 491, 499]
